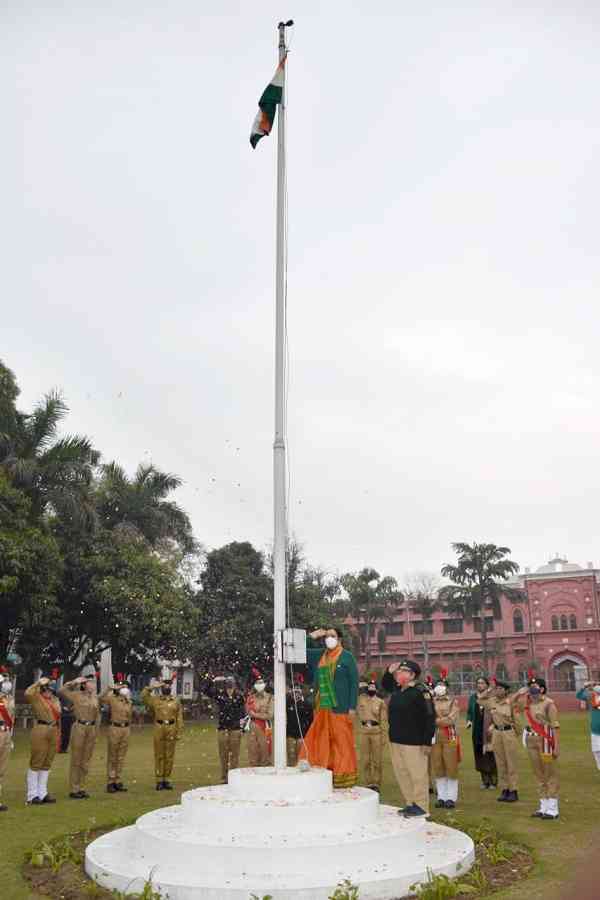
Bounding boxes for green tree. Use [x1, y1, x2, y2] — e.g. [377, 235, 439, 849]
[342, 568, 402, 673]
[440, 542, 524, 673]
[403, 572, 442, 673]
[97, 462, 196, 554]
[0, 471, 62, 663]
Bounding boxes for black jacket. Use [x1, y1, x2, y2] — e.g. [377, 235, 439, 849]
[286, 695, 313, 739]
[206, 684, 246, 731]
[381, 671, 436, 746]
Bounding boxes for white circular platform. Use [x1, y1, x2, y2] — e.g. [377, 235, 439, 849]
[85, 767, 474, 899]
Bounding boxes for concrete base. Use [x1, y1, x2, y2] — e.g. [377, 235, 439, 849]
[85, 767, 474, 899]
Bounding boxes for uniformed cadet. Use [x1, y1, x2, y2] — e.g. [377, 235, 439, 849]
[205, 675, 246, 783]
[0, 667, 15, 811]
[382, 660, 436, 818]
[24, 675, 61, 805]
[141, 676, 183, 790]
[59, 673, 100, 799]
[357, 680, 387, 792]
[514, 676, 560, 819]
[431, 674, 461, 809]
[286, 685, 313, 767]
[245, 671, 274, 767]
[99, 674, 133, 794]
[480, 679, 521, 803]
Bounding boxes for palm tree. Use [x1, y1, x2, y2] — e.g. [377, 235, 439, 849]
[0, 388, 99, 526]
[97, 461, 196, 554]
[403, 573, 442, 673]
[342, 568, 402, 672]
[440, 542, 524, 673]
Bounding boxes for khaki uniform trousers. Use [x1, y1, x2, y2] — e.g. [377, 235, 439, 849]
[360, 731, 384, 787]
[389, 743, 430, 813]
[107, 725, 130, 783]
[69, 722, 97, 792]
[30, 723, 58, 771]
[154, 724, 178, 779]
[218, 729, 242, 781]
[526, 734, 559, 798]
[247, 724, 270, 767]
[431, 739, 459, 779]
[0, 730, 11, 798]
[491, 728, 519, 791]
[287, 736, 303, 767]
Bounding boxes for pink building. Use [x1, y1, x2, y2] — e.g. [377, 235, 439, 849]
[349, 556, 600, 693]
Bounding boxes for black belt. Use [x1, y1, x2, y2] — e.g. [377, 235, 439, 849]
[495, 724, 514, 731]
[111, 721, 130, 728]
[37, 720, 58, 726]
[361, 720, 380, 727]
[156, 719, 176, 725]
[77, 719, 97, 726]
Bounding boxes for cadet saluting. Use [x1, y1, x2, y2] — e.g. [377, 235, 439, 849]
[479, 678, 521, 803]
[357, 679, 387, 792]
[99, 673, 133, 794]
[59, 673, 100, 799]
[0, 666, 15, 811]
[25, 673, 61, 805]
[382, 660, 436, 818]
[141, 676, 183, 790]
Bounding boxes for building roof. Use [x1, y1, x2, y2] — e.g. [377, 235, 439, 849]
[535, 556, 583, 575]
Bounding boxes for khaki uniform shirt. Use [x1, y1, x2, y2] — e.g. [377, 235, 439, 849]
[59, 681, 100, 724]
[524, 696, 560, 731]
[433, 697, 459, 742]
[247, 691, 274, 722]
[357, 695, 387, 734]
[482, 694, 519, 730]
[25, 683, 61, 722]
[99, 690, 133, 725]
[141, 688, 184, 738]
[0, 695, 15, 730]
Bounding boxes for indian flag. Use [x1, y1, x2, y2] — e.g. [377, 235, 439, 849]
[249, 56, 286, 149]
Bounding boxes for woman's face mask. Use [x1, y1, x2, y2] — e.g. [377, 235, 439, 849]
[254, 681, 266, 693]
[434, 685, 448, 698]
[120, 687, 131, 698]
[161, 685, 172, 695]
[367, 689, 377, 697]
[0, 680, 12, 694]
[324, 636, 338, 650]
[529, 686, 541, 698]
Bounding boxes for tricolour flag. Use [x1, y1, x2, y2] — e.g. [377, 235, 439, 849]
[249, 56, 286, 149]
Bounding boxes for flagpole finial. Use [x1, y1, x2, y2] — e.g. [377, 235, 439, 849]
[278, 20, 294, 28]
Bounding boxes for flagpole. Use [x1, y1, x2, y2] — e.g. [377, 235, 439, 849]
[273, 19, 292, 770]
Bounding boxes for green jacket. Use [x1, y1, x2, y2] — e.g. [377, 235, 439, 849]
[306, 646, 359, 714]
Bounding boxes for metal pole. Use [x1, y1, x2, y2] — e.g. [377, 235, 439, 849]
[273, 20, 291, 770]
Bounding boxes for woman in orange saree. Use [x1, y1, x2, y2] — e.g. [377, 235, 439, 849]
[299, 627, 359, 788]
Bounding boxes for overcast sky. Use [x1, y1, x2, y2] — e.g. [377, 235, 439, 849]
[3, 2, 600, 582]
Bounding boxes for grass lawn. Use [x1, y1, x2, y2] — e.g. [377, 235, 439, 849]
[1, 712, 598, 899]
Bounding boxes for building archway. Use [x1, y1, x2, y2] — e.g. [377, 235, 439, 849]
[549, 652, 588, 692]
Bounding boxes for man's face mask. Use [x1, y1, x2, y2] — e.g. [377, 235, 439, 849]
[396, 670, 413, 686]
[254, 681, 266, 693]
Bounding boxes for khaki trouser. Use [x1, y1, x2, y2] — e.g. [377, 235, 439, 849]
[0, 730, 11, 798]
[30, 723, 58, 771]
[107, 725, 130, 783]
[69, 722, 97, 792]
[154, 724, 178, 779]
[526, 734, 559, 798]
[218, 729, 242, 781]
[360, 731, 384, 787]
[247, 724, 270, 767]
[431, 739, 459, 779]
[491, 728, 519, 791]
[389, 743, 430, 813]
[286, 736, 303, 767]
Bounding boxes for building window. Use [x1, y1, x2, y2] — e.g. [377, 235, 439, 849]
[386, 621, 404, 636]
[413, 620, 433, 636]
[443, 619, 464, 634]
[513, 610, 524, 633]
[551, 615, 559, 631]
[473, 617, 495, 633]
[560, 615, 568, 631]
[569, 614, 577, 630]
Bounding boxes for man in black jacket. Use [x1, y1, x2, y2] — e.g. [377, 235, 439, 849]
[382, 659, 436, 818]
[205, 676, 246, 783]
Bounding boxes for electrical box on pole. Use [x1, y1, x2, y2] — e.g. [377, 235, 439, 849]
[276, 628, 307, 664]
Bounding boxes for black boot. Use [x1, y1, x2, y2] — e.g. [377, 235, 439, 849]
[116, 783, 128, 792]
[162, 780, 173, 790]
[497, 789, 510, 802]
[505, 790, 518, 803]
[107, 783, 118, 793]
[156, 782, 164, 791]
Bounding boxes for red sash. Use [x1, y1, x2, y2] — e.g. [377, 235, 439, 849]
[442, 725, 462, 762]
[0, 702, 13, 730]
[525, 703, 554, 751]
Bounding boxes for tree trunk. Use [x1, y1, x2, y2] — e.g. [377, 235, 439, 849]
[481, 619, 488, 673]
[365, 618, 372, 672]
[423, 638, 429, 672]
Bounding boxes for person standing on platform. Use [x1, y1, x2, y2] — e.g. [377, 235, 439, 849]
[576, 680, 600, 770]
[479, 679, 521, 803]
[24, 674, 61, 805]
[382, 660, 436, 818]
[206, 676, 246, 783]
[59, 673, 100, 799]
[286, 683, 313, 767]
[357, 680, 387, 792]
[245, 671, 274, 767]
[99, 674, 133, 794]
[0, 666, 15, 811]
[514, 675, 560, 819]
[299, 628, 359, 788]
[141, 676, 183, 790]
[431, 673, 461, 809]
[466, 676, 498, 789]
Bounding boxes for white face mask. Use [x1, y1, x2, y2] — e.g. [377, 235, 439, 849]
[325, 636, 338, 650]
[0, 680, 12, 694]
[120, 687, 130, 698]
[593, 686, 600, 694]
[254, 681, 266, 693]
[434, 685, 448, 698]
